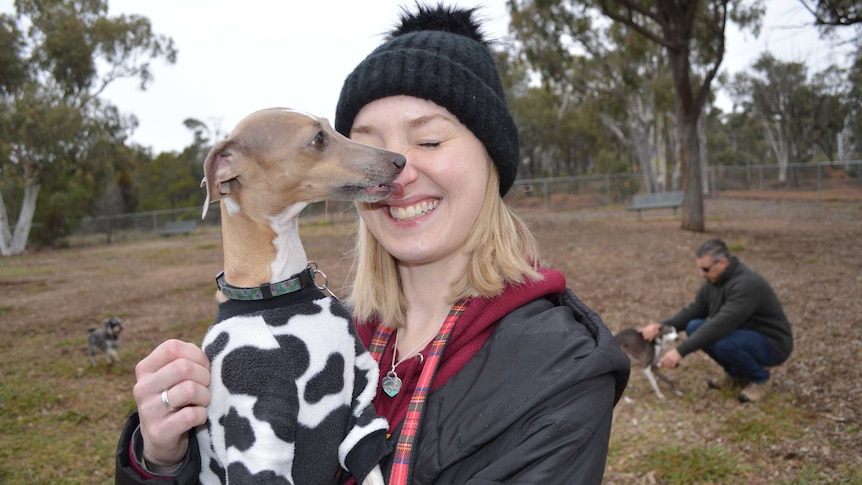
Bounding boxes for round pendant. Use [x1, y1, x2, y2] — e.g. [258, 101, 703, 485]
[382, 371, 402, 397]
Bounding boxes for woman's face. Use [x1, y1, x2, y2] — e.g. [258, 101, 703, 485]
[349, 96, 491, 268]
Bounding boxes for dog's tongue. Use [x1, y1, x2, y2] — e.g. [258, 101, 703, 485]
[386, 182, 404, 199]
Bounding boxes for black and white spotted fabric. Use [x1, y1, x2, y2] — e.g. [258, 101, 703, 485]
[197, 286, 389, 485]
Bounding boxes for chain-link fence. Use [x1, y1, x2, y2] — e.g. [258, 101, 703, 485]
[74, 201, 359, 245]
[507, 160, 862, 211]
[73, 160, 861, 244]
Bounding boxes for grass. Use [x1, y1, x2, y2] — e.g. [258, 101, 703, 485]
[3, 198, 862, 483]
[643, 445, 745, 482]
[609, 397, 816, 484]
[606, 347, 862, 485]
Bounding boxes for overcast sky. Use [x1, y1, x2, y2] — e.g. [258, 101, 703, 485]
[2, 0, 854, 154]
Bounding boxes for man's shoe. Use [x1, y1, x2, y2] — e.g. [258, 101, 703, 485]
[738, 381, 769, 403]
[707, 374, 747, 390]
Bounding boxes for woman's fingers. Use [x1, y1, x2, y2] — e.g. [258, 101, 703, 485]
[132, 339, 212, 467]
[136, 339, 210, 379]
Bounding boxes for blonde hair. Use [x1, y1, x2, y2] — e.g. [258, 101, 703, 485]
[347, 165, 542, 328]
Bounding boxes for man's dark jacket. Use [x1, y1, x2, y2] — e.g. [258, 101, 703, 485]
[662, 256, 793, 362]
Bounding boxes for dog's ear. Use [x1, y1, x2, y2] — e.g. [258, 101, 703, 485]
[201, 139, 240, 219]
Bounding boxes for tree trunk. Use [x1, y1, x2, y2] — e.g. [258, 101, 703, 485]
[762, 119, 789, 183]
[0, 188, 13, 256]
[0, 183, 40, 256]
[600, 110, 656, 193]
[680, 117, 705, 231]
[668, 52, 705, 232]
[698, 108, 709, 195]
[655, 114, 668, 192]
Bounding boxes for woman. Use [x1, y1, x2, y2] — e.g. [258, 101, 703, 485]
[115, 4, 629, 484]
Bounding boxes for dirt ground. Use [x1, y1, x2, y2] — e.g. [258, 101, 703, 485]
[1, 196, 860, 483]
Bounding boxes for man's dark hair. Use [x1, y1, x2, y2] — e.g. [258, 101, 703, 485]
[696, 238, 731, 261]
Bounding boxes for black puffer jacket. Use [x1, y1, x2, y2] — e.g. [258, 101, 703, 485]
[377, 288, 629, 484]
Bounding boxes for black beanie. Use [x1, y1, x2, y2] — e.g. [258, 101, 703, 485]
[335, 4, 519, 196]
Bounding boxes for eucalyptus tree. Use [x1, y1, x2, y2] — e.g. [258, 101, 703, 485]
[727, 55, 806, 182]
[135, 118, 214, 212]
[508, 1, 676, 193]
[845, 46, 862, 159]
[707, 109, 772, 168]
[508, 0, 763, 232]
[727, 54, 848, 181]
[798, 0, 862, 26]
[592, 0, 764, 232]
[0, 0, 176, 255]
[808, 65, 851, 161]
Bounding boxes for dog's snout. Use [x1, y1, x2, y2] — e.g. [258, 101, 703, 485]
[393, 154, 406, 170]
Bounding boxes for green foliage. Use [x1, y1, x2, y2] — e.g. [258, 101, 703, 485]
[844, 46, 862, 159]
[594, 148, 628, 174]
[804, 0, 862, 27]
[28, 185, 90, 248]
[726, 52, 855, 165]
[0, 15, 27, 94]
[707, 109, 773, 167]
[135, 150, 206, 211]
[0, 0, 176, 254]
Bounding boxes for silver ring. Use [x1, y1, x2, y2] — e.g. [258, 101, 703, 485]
[161, 389, 177, 412]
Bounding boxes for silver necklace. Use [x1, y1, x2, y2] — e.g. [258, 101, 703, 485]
[381, 329, 436, 398]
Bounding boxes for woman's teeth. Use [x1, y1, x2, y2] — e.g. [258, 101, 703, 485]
[389, 200, 439, 221]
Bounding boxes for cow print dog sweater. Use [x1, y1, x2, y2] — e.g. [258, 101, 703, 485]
[197, 284, 389, 484]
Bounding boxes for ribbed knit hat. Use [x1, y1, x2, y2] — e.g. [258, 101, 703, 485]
[335, 4, 519, 196]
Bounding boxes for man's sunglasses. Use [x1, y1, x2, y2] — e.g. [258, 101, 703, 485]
[700, 261, 719, 273]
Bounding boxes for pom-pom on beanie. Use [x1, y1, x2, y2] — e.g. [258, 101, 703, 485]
[335, 4, 519, 196]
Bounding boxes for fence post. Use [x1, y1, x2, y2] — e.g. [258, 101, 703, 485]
[543, 179, 550, 210]
[758, 166, 764, 198]
[710, 166, 717, 197]
[817, 163, 822, 201]
[605, 174, 611, 205]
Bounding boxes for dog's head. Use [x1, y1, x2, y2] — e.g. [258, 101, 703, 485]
[656, 325, 679, 346]
[200, 108, 406, 220]
[104, 316, 123, 337]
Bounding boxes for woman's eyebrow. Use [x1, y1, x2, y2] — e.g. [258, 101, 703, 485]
[407, 114, 455, 129]
[351, 113, 456, 137]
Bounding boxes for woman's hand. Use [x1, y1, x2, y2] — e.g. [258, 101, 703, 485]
[133, 339, 211, 471]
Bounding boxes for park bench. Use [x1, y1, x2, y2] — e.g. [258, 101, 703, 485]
[161, 220, 197, 236]
[627, 190, 684, 218]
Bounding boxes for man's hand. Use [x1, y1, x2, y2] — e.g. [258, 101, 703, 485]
[638, 322, 661, 341]
[659, 349, 682, 369]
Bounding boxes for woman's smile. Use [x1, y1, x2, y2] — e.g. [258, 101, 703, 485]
[387, 199, 439, 221]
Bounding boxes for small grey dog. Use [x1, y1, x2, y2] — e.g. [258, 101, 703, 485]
[88, 316, 123, 366]
[615, 324, 682, 399]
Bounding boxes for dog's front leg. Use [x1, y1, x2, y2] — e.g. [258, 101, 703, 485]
[107, 348, 120, 365]
[643, 366, 666, 400]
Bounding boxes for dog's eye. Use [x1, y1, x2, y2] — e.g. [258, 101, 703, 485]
[312, 131, 327, 150]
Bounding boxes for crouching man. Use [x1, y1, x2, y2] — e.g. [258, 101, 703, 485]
[640, 239, 793, 403]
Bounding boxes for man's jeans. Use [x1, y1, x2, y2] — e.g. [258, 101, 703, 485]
[686, 319, 778, 383]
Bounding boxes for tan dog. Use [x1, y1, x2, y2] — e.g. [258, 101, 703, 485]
[202, 107, 405, 292]
[198, 108, 404, 485]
